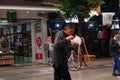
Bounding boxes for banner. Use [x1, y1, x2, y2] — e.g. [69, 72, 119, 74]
[35, 20, 43, 60]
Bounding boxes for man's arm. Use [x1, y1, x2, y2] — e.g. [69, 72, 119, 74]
[54, 31, 70, 47]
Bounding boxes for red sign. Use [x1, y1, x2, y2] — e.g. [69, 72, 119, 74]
[36, 53, 42, 59]
[36, 37, 42, 48]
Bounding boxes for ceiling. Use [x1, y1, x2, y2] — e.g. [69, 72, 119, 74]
[0, 5, 59, 25]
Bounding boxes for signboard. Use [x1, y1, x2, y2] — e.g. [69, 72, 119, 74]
[7, 11, 17, 22]
[36, 53, 42, 59]
[91, 5, 101, 14]
[111, 18, 120, 30]
[36, 36, 42, 48]
[102, 12, 115, 25]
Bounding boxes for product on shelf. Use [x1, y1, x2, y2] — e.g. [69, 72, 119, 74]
[0, 22, 32, 65]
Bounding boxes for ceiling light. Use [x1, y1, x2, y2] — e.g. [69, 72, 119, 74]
[26, 11, 30, 13]
[0, 20, 8, 23]
[0, 6, 59, 11]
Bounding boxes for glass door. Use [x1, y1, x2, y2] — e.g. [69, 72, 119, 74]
[14, 22, 32, 64]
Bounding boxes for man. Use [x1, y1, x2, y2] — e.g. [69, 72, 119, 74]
[53, 23, 77, 80]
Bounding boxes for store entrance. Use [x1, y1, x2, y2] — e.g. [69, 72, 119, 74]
[0, 20, 32, 65]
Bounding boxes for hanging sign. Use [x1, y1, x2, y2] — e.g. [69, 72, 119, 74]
[102, 12, 115, 25]
[7, 11, 17, 22]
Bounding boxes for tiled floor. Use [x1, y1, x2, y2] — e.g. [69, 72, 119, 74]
[0, 58, 118, 80]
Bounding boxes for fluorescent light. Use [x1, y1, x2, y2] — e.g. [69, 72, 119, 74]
[0, 20, 8, 23]
[0, 5, 59, 11]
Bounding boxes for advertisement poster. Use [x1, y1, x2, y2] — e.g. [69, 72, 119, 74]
[102, 12, 115, 25]
[35, 20, 43, 60]
[36, 33, 43, 60]
[35, 20, 42, 33]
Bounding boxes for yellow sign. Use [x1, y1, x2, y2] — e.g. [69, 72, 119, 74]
[91, 5, 101, 14]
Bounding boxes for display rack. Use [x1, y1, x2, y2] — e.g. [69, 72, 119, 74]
[0, 26, 15, 65]
[0, 52, 14, 65]
[0, 22, 32, 65]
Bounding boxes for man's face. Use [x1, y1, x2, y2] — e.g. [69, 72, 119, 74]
[64, 27, 74, 36]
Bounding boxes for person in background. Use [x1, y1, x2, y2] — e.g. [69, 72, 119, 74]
[109, 30, 120, 77]
[53, 23, 77, 80]
[97, 26, 107, 58]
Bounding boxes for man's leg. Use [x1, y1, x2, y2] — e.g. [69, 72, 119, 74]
[113, 55, 118, 75]
[53, 65, 62, 80]
[62, 66, 72, 80]
[116, 55, 120, 75]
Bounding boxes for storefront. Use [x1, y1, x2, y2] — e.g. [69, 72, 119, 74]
[0, 4, 59, 65]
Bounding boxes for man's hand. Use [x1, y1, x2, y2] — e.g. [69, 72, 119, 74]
[66, 35, 74, 40]
[71, 43, 78, 48]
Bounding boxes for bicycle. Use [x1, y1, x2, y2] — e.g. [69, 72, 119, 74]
[68, 49, 80, 71]
[68, 38, 89, 71]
